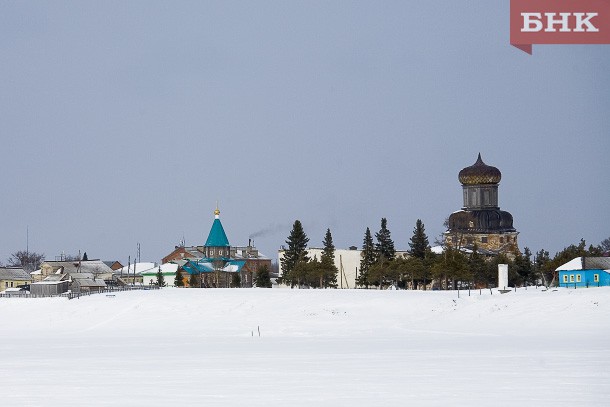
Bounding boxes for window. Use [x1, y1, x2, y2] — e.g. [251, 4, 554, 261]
[569, 275, 574, 283]
[563, 275, 568, 283]
[594, 274, 599, 282]
[481, 237, 488, 243]
[576, 275, 581, 283]
[500, 237, 504, 243]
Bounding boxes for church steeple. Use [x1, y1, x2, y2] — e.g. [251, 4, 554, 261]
[204, 206, 230, 259]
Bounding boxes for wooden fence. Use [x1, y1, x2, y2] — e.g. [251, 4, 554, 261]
[0, 284, 160, 300]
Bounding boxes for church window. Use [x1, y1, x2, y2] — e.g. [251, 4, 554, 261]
[563, 275, 568, 283]
[594, 274, 599, 282]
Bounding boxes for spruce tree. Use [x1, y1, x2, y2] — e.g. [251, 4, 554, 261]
[469, 244, 487, 288]
[375, 218, 395, 261]
[156, 267, 166, 287]
[320, 229, 338, 288]
[408, 219, 430, 259]
[82, 252, 89, 261]
[254, 264, 273, 288]
[189, 272, 198, 288]
[281, 220, 310, 286]
[357, 227, 375, 288]
[174, 267, 184, 287]
[231, 273, 241, 288]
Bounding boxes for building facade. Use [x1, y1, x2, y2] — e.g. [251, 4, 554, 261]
[0, 267, 32, 291]
[278, 248, 410, 289]
[444, 154, 520, 256]
[557, 257, 610, 288]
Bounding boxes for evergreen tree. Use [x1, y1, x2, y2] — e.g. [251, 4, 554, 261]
[432, 247, 469, 289]
[535, 249, 551, 287]
[281, 220, 310, 287]
[156, 267, 166, 287]
[469, 244, 487, 287]
[189, 272, 198, 288]
[231, 273, 241, 288]
[320, 229, 338, 288]
[513, 247, 534, 286]
[254, 264, 273, 288]
[357, 227, 375, 288]
[408, 219, 430, 259]
[174, 267, 184, 287]
[375, 218, 395, 261]
[82, 252, 89, 261]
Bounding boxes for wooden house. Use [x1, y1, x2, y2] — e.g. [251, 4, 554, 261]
[557, 257, 610, 288]
[0, 267, 32, 291]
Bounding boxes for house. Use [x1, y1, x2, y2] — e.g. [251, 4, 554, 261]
[103, 261, 124, 271]
[0, 267, 32, 291]
[113, 263, 150, 285]
[30, 279, 70, 296]
[556, 257, 610, 288]
[36, 259, 114, 283]
[162, 246, 204, 264]
[140, 263, 179, 286]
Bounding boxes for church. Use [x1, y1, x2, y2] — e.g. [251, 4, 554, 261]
[444, 154, 520, 256]
[164, 207, 271, 287]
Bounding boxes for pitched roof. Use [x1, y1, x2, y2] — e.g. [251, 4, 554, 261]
[0, 267, 32, 281]
[205, 218, 230, 247]
[556, 257, 610, 271]
[42, 260, 114, 275]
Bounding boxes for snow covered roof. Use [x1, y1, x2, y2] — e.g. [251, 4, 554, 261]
[556, 257, 610, 271]
[140, 263, 179, 276]
[182, 259, 246, 274]
[430, 246, 444, 255]
[0, 267, 32, 281]
[115, 262, 158, 275]
[42, 260, 113, 275]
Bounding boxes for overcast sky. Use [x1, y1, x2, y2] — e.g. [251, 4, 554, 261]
[1, 1, 608, 265]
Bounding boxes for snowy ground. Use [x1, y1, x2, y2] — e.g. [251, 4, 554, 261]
[1, 287, 608, 406]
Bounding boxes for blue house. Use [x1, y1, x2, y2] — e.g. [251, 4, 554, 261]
[556, 257, 610, 288]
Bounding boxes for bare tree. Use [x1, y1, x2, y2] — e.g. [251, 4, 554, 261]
[600, 237, 610, 254]
[7, 250, 45, 272]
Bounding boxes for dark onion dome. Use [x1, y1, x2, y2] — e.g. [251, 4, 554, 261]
[458, 153, 502, 185]
[447, 209, 515, 233]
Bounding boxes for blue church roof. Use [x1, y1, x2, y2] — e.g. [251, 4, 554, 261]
[205, 215, 230, 247]
[182, 259, 246, 275]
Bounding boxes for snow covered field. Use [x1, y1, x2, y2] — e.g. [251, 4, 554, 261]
[1, 287, 608, 406]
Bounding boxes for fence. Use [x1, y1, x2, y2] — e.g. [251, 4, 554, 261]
[0, 284, 160, 300]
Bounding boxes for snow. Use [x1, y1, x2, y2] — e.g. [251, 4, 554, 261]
[115, 262, 158, 274]
[556, 257, 584, 271]
[1, 287, 608, 406]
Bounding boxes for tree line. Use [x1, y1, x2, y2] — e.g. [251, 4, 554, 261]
[279, 219, 610, 289]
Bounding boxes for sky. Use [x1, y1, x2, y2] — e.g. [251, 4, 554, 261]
[1, 1, 608, 264]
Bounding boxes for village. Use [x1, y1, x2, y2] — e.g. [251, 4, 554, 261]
[2, 155, 608, 298]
